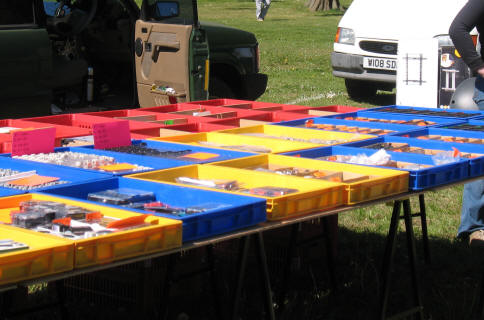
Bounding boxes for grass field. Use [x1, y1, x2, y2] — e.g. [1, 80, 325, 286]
[20, 1, 480, 319]
[194, 0, 482, 319]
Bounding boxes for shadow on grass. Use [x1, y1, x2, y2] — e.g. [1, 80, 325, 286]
[3, 221, 484, 320]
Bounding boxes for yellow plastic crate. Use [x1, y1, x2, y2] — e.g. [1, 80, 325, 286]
[126, 164, 345, 220]
[0, 224, 74, 285]
[0, 194, 182, 269]
[209, 154, 409, 205]
[150, 132, 324, 153]
[217, 125, 375, 145]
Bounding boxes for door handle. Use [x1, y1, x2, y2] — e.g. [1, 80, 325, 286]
[152, 42, 181, 62]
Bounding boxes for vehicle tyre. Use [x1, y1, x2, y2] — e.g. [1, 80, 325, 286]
[209, 77, 236, 99]
[345, 79, 378, 99]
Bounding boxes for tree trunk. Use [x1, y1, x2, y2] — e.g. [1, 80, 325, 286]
[307, 0, 342, 11]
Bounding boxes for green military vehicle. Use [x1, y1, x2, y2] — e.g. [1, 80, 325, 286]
[0, 0, 267, 118]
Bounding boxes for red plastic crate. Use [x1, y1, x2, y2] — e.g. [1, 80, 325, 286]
[141, 104, 272, 122]
[0, 119, 92, 150]
[165, 122, 237, 132]
[22, 113, 163, 132]
[291, 105, 364, 114]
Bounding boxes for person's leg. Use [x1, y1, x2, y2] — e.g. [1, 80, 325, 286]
[256, 0, 264, 20]
[260, 0, 271, 20]
[459, 75, 484, 244]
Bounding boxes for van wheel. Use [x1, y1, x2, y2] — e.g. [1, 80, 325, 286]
[345, 79, 377, 99]
[209, 77, 236, 99]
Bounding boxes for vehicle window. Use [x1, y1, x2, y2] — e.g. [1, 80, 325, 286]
[145, 0, 195, 25]
[0, 0, 36, 25]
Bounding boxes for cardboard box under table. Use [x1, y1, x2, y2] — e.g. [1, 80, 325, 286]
[0, 193, 182, 268]
[41, 177, 267, 242]
[0, 224, 74, 285]
[209, 154, 408, 205]
[284, 145, 469, 191]
[126, 164, 345, 221]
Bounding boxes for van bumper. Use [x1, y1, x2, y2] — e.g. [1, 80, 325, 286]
[331, 52, 396, 83]
[241, 73, 268, 100]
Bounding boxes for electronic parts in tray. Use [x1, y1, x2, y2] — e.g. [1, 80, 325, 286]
[251, 164, 370, 183]
[14, 152, 152, 174]
[174, 177, 299, 197]
[363, 142, 482, 158]
[104, 143, 193, 159]
[8, 200, 152, 239]
[302, 119, 394, 135]
[87, 188, 226, 217]
[416, 135, 484, 144]
[0, 169, 68, 190]
[376, 107, 479, 118]
[338, 116, 435, 126]
[318, 154, 432, 170]
[241, 132, 352, 145]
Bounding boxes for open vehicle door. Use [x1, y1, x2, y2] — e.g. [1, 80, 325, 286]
[135, 0, 209, 107]
[0, 0, 52, 117]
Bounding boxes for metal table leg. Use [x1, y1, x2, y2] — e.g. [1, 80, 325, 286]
[276, 223, 300, 314]
[418, 194, 431, 264]
[402, 199, 425, 320]
[255, 232, 276, 320]
[379, 200, 402, 320]
[231, 235, 250, 320]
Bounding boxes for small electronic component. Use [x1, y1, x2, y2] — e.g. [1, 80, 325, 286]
[105, 143, 192, 159]
[87, 188, 156, 205]
[175, 177, 240, 190]
[0, 239, 29, 253]
[243, 186, 299, 197]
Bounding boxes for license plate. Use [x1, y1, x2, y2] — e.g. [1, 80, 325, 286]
[363, 57, 397, 71]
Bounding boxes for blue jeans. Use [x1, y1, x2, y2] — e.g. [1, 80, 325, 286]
[458, 76, 484, 237]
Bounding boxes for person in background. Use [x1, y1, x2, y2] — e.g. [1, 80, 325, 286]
[449, 0, 484, 246]
[256, 0, 271, 21]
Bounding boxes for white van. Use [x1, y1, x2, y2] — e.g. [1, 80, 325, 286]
[331, 0, 471, 99]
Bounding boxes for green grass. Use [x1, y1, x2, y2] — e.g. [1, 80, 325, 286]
[193, 1, 481, 319]
[29, 1, 478, 319]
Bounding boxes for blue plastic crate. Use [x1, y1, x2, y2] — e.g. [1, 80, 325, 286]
[2, 147, 193, 176]
[274, 116, 421, 135]
[0, 157, 111, 194]
[283, 145, 469, 190]
[40, 177, 267, 242]
[366, 105, 484, 119]
[438, 120, 484, 131]
[393, 127, 484, 142]
[324, 111, 465, 127]
[342, 135, 484, 178]
[79, 139, 256, 164]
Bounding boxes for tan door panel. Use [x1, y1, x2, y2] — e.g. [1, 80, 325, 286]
[135, 20, 192, 107]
